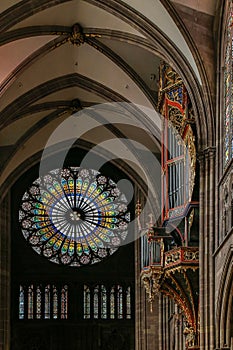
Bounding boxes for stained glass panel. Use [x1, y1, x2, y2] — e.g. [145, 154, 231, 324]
[28, 284, 34, 319]
[93, 285, 99, 319]
[100, 285, 107, 319]
[36, 286, 42, 319]
[110, 287, 115, 319]
[19, 286, 24, 319]
[126, 286, 131, 319]
[52, 285, 58, 319]
[19, 167, 130, 267]
[44, 284, 50, 319]
[83, 285, 91, 319]
[117, 285, 123, 319]
[61, 285, 68, 319]
[224, 0, 233, 165]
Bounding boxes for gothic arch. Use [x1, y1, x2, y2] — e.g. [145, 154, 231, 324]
[216, 245, 233, 348]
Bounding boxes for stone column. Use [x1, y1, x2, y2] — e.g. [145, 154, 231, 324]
[0, 194, 11, 350]
[199, 148, 216, 350]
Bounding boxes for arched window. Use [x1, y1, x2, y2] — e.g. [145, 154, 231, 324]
[83, 285, 91, 319]
[44, 284, 50, 319]
[100, 285, 107, 319]
[117, 285, 123, 319]
[28, 285, 34, 319]
[93, 285, 99, 319]
[61, 285, 68, 319]
[52, 285, 58, 319]
[110, 286, 115, 319]
[19, 286, 24, 319]
[126, 286, 131, 319]
[36, 285, 42, 319]
[224, 0, 233, 165]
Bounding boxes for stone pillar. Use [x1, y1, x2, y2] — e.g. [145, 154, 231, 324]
[135, 234, 160, 349]
[0, 194, 11, 350]
[199, 148, 216, 350]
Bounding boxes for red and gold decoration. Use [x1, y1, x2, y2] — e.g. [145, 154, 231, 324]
[140, 63, 199, 349]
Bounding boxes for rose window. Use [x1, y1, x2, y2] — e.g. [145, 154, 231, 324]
[19, 167, 130, 266]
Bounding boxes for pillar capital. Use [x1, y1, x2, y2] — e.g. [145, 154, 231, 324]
[197, 146, 216, 162]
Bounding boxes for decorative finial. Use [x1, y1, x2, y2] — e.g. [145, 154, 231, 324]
[135, 200, 142, 231]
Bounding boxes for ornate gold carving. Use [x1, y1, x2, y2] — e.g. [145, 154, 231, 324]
[168, 107, 185, 135]
[141, 266, 164, 312]
[67, 24, 102, 47]
[164, 247, 199, 268]
[160, 63, 182, 90]
[188, 209, 195, 230]
[68, 23, 85, 46]
[184, 326, 196, 349]
[184, 126, 196, 201]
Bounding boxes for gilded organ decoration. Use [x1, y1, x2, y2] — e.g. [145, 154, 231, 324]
[140, 63, 199, 349]
[159, 63, 196, 221]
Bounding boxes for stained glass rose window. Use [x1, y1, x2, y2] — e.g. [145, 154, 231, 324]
[19, 167, 130, 266]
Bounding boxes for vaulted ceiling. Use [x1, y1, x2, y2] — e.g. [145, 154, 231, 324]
[0, 0, 217, 193]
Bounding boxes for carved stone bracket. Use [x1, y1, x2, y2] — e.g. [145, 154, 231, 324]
[141, 266, 164, 312]
[141, 246, 199, 346]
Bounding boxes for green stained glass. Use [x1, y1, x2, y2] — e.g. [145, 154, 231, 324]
[19, 167, 130, 267]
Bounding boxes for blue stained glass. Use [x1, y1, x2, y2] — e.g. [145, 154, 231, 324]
[19, 286, 24, 319]
[19, 167, 130, 267]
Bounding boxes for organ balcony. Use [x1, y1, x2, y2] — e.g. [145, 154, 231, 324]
[140, 225, 199, 349]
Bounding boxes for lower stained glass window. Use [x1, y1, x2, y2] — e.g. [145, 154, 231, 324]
[19, 286, 24, 319]
[101, 285, 107, 319]
[19, 167, 130, 267]
[28, 285, 33, 319]
[83, 285, 91, 319]
[61, 285, 68, 319]
[44, 284, 50, 319]
[19, 284, 68, 320]
[83, 284, 132, 320]
[36, 286, 42, 319]
[117, 285, 123, 319]
[19, 283, 132, 320]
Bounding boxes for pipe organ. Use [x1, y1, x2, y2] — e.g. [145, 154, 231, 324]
[139, 63, 200, 350]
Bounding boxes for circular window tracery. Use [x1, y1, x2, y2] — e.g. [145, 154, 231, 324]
[19, 167, 130, 266]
